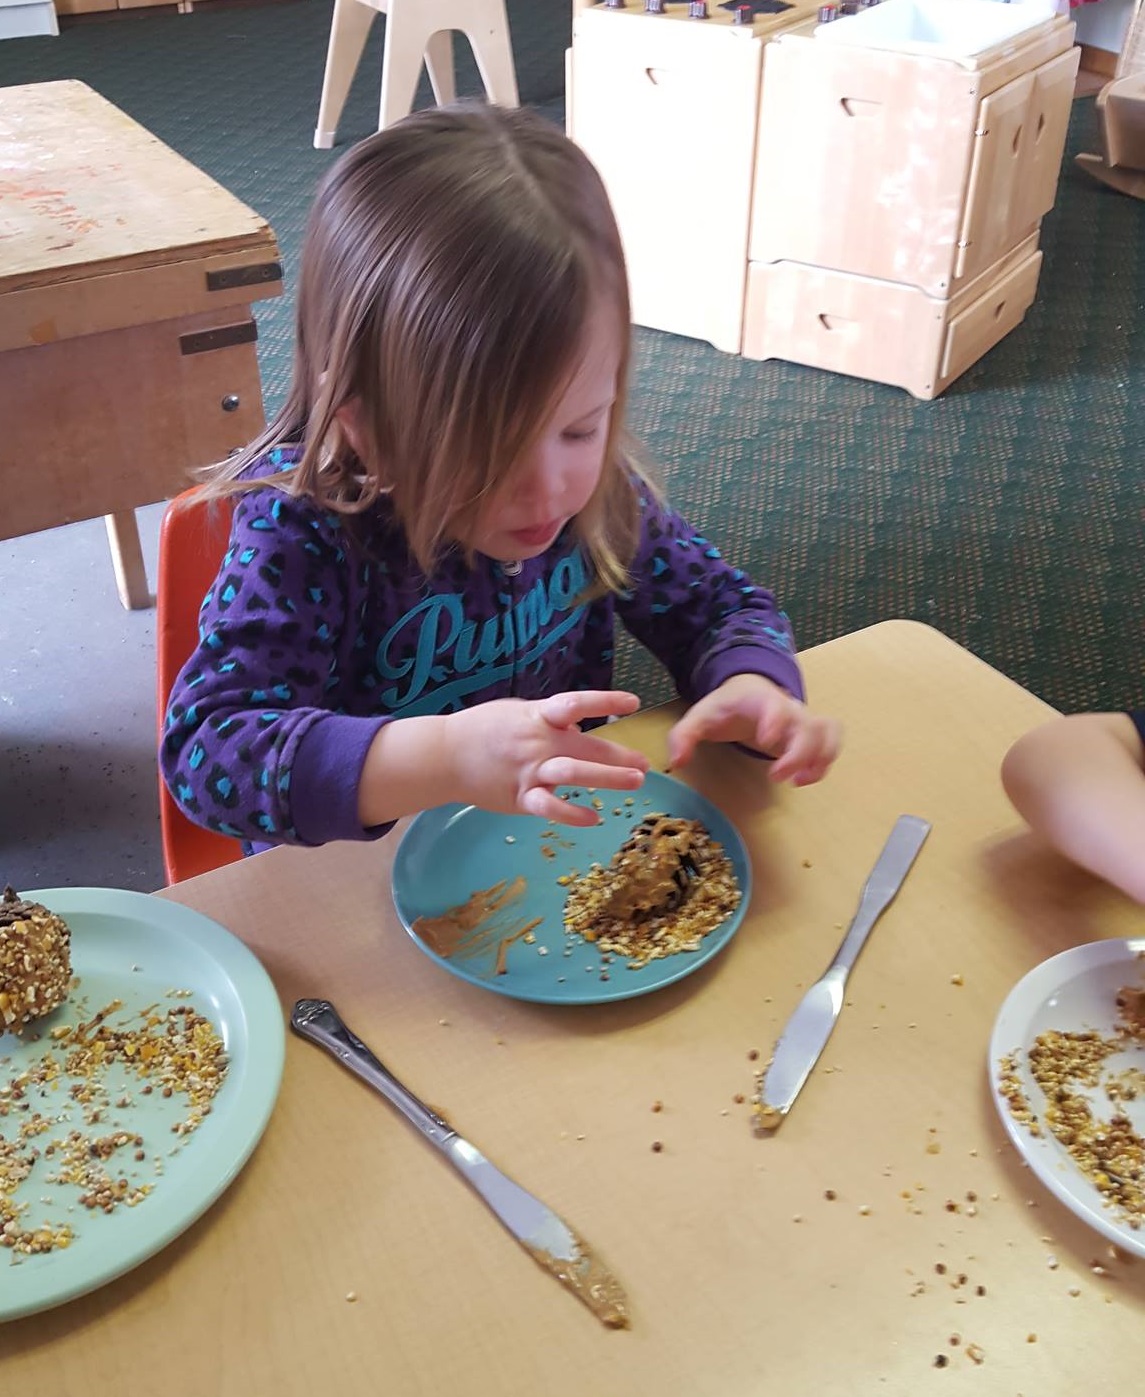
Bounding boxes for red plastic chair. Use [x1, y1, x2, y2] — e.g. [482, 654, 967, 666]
[156, 489, 244, 884]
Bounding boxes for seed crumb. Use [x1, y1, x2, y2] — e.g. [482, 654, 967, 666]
[950, 974, 964, 986]
[345, 1291, 358, 1303]
[933, 1354, 948, 1369]
[1026, 1333, 1037, 1343]
[966, 1343, 984, 1365]
[824, 1189, 837, 1201]
[747, 1048, 760, 1061]
[651, 1140, 663, 1153]
[651, 1100, 663, 1113]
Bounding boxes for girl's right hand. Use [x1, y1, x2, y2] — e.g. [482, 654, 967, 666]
[446, 690, 650, 827]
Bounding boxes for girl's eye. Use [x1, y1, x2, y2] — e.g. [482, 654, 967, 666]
[563, 427, 600, 444]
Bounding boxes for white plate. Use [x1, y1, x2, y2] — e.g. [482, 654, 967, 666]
[988, 938, 1145, 1258]
[0, 888, 284, 1321]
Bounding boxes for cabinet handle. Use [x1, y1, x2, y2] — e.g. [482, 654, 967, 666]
[840, 97, 880, 118]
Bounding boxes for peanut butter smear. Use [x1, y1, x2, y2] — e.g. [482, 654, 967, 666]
[525, 1234, 631, 1329]
[413, 878, 527, 958]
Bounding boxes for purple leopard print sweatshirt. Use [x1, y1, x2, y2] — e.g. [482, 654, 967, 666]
[161, 451, 804, 849]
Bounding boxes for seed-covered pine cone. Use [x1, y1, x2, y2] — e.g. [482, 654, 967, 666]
[0, 886, 73, 1034]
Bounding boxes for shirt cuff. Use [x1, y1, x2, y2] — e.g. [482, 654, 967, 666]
[291, 713, 396, 845]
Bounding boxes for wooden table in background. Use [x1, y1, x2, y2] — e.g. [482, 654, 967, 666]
[0, 80, 282, 608]
[4, 621, 1143, 1392]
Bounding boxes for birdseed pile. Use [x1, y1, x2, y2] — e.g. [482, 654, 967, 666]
[997, 969, 1145, 1231]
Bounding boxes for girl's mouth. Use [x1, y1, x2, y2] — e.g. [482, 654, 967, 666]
[508, 519, 562, 547]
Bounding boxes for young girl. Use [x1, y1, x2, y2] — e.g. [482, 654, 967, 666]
[1001, 711, 1145, 903]
[161, 103, 840, 853]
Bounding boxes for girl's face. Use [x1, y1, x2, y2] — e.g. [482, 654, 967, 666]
[469, 302, 621, 563]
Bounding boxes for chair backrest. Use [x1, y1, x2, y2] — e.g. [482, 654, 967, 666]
[156, 488, 244, 884]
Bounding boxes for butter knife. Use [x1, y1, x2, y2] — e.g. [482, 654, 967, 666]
[754, 814, 931, 1131]
[291, 998, 629, 1327]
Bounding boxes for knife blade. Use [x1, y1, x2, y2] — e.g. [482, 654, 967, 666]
[754, 814, 931, 1131]
[290, 998, 630, 1327]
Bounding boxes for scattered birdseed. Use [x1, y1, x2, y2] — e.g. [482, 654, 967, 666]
[933, 1355, 948, 1369]
[346, 1291, 357, 1303]
[651, 1141, 663, 1153]
[966, 1343, 985, 1365]
[0, 996, 227, 1255]
[950, 974, 964, 987]
[825, 1189, 837, 1201]
[651, 1101, 663, 1113]
[504, 836, 516, 845]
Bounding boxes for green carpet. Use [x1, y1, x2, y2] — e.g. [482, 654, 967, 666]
[2, 3, 1143, 714]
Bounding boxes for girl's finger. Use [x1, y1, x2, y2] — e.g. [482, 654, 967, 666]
[561, 730, 650, 772]
[519, 785, 602, 827]
[535, 757, 648, 793]
[754, 700, 796, 757]
[538, 689, 640, 729]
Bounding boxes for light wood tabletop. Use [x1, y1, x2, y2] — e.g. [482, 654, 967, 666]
[4, 620, 1143, 1392]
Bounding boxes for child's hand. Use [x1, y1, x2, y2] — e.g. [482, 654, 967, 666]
[448, 690, 650, 826]
[667, 674, 840, 787]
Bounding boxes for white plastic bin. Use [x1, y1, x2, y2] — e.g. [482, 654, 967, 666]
[815, 0, 1057, 59]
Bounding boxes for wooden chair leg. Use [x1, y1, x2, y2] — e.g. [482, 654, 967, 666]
[464, 3, 519, 108]
[105, 510, 152, 611]
[424, 27, 456, 107]
[378, 4, 434, 130]
[315, 0, 380, 149]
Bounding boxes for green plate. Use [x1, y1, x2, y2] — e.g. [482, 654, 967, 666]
[0, 888, 284, 1321]
[392, 771, 751, 1004]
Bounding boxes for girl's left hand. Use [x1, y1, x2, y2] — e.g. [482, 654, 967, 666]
[667, 674, 841, 787]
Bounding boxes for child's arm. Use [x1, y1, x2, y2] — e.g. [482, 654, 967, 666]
[162, 487, 651, 844]
[1001, 713, 1145, 903]
[616, 487, 839, 785]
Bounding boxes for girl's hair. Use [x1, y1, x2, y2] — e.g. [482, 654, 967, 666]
[207, 101, 648, 592]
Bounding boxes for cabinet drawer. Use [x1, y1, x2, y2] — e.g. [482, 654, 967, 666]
[742, 241, 1042, 399]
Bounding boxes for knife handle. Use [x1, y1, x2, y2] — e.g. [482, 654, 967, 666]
[831, 815, 931, 976]
[291, 998, 455, 1148]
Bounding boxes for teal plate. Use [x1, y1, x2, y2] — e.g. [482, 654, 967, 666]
[392, 772, 751, 1004]
[0, 888, 284, 1322]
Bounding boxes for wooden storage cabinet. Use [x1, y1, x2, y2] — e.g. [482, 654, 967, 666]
[567, 1, 819, 355]
[569, 2, 1077, 397]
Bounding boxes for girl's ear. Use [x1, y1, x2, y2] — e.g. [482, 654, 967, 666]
[334, 398, 367, 459]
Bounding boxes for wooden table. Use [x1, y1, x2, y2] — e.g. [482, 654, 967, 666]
[5, 621, 1143, 1391]
[0, 80, 282, 608]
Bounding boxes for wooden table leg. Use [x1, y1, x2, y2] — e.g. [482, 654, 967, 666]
[105, 510, 153, 610]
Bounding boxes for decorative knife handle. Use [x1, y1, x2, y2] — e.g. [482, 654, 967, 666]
[831, 815, 931, 975]
[291, 998, 455, 1147]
